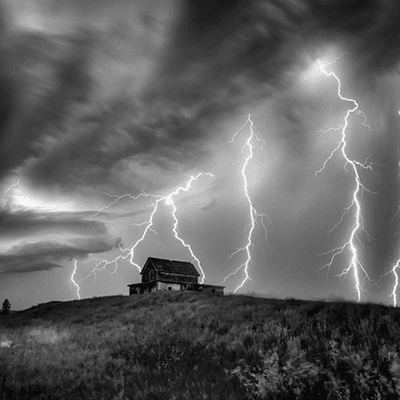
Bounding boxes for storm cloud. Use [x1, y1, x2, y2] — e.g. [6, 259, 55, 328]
[0, 0, 399, 191]
[0, 236, 122, 274]
[0, 208, 111, 239]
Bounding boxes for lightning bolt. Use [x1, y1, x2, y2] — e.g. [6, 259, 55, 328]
[390, 261, 400, 307]
[222, 114, 270, 293]
[4, 178, 20, 195]
[377, 165, 400, 307]
[376, 258, 400, 307]
[71, 173, 213, 299]
[71, 259, 81, 300]
[3, 178, 82, 299]
[315, 57, 376, 302]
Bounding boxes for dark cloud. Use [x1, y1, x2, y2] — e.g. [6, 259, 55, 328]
[0, 28, 93, 183]
[0, 236, 122, 274]
[0, 205, 152, 239]
[0, 208, 109, 239]
[0, 0, 399, 192]
[5, 262, 65, 274]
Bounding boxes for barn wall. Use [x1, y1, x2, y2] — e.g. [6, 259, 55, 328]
[148, 282, 157, 293]
[157, 282, 181, 291]
[199, 286, 224, 295]
[142, 265, 156, 282]
[158, 273, 197, 283]
[129, 281, 224, 295]
[129, 286, 139, 295]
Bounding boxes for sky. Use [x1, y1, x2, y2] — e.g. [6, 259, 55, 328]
[1, 0, 400, 310]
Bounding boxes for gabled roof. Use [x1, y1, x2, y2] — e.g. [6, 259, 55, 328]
[141, 257, 200, 277]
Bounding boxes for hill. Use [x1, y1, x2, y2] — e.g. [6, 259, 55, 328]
[1, 292, 400, 399]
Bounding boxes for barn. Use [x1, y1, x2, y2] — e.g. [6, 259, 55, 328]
[127, 257, 224, 295]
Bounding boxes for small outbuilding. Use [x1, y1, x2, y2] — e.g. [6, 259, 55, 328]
[127, 257, 224, 295]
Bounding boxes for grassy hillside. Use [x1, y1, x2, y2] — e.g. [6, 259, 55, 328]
[1, 292, 400, 399]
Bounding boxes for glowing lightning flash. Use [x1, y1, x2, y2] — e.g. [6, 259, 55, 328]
[376, 258, 400, 307]
[4, 179, 20, 196]
[71, 260, 81, 300]
[390, 261, 400, 306]
[379, 160, 400, 307]
[71, 173, 213, 299]
[378, 179, 400, 307]
[315, 57, 375, 302]
[3, 178, 21, 208]
[222, 114, 270, 293]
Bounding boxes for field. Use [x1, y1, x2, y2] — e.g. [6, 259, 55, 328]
[1, 292, 400, 399]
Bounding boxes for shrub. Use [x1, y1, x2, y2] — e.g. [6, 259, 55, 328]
[1, 299, 10, 316]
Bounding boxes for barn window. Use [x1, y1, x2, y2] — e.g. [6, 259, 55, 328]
[168, 287, 172, 291]
[212, 289, 215, 293]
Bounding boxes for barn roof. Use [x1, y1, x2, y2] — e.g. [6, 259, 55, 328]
[141, 257, 200, 277]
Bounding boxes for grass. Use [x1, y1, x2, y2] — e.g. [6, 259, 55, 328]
[1, 292, 400, 399]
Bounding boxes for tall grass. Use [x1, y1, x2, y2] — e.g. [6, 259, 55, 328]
[1, 292, 400, 399]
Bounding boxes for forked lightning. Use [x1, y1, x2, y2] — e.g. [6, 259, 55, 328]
[316, 57, 376, 302]
[222, 114, 270, 293]
[71, 173, 213, 298]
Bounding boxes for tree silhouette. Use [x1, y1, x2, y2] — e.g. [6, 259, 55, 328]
[1, 299, 11, 315]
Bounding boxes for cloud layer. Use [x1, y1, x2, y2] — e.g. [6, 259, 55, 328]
[0, 236, 122, 274]
[0, 205, 124, 274]
[0, 209, 109, 238]
[0, 0, 399, 193]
